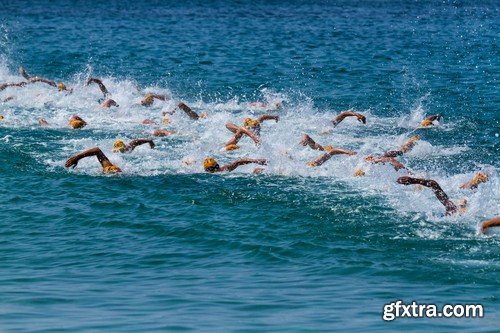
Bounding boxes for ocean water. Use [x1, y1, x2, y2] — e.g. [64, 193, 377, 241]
[0, 0, 499, 331]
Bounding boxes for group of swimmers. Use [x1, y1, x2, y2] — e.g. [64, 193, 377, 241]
[1, 67, 498, 234]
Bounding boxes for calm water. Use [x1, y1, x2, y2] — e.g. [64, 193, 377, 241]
[0, 1, 499, 332]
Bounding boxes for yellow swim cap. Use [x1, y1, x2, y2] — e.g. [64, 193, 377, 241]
[203, 157, 218, 171]
[142, 94, 154, 106]
[353, 169, 365, 177]
[113, 140, 126, 153]
[323, 145, 334, 153]
[162, 116, 171, 125]
[70, 119, 86, 129]
[103, 165, 122, 173]
[244, 118, 259, 128]
[57, 82, 66, 91]
[471, 172, 488, 186]
[225, 144, 239, 151]
[421, 119, 433, 127]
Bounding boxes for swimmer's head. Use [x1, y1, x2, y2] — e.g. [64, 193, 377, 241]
[141, 93, 154, 106]
[225, 144, 239, 151]
[471, 172, 489, 187]
[200, 111, 208, 119]
[275, 101, 282, 109]
[103, 164, 122, 174]
[0, 115, 4, 121]
[112, 140, 126, 153]
[69, 115, 86, 129]
[203, 157, 219, 172]
[162, 116, 171, 125]
[421, 119, 433, 127]
[57, 82, 67, 91]
[244, 118, 259, 128]
[323, 145, 334, 153]
[353, 169, 365, 177]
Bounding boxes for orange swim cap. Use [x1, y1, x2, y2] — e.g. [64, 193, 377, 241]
[103, 165, 122, 173]
[421, 119, 433, 127]
[225, 144, 239, 151]
[203, 157, 219, 172]
[57, 82, 67, 91]
[353, 169, 365, 177]
[70, 119, 86, 129]
[112, 140, 126, 153]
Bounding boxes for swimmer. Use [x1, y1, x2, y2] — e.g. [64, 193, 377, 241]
[65, 147, 121, 173]
[332, 110, 366, 127]
[225, 126, 261, 151]
[19, 67, 70, 92]
[140, 93, 169, 106]
[249, 101, 282, 110]
[300, 134, 357, 167]
[383, 135, 420, 157]
[421, 114, 441, 127]
[165, 101, 202, 120]
[307, 146, 357, 167]
[203, 157, 267, 173]
[86, 77, 110, 97]
[102, 99, 119, 108]
[226, 114, 279, 137]
[153, 129, 175, 137]
[365, 155, 407, 171]
[0, 81, 27, 91]
[396, 176, 465, 215]
[39, 118, 49, 126]
[299, 134, 330, 151]
[480, 217, 500, 234]
[69, 115, 87, 129]
[460, 172, 489, 190]
[112, 139, 155, 153]
[143, 119, 158, 125]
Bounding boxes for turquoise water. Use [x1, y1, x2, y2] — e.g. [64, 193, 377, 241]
[0, 1, 499, 331]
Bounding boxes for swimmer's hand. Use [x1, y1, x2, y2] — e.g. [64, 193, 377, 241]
[356, 114, 366, 124]
[65, 156, 79, 168]
[396, 176, 412, 185]
[255, 159, 268, 165]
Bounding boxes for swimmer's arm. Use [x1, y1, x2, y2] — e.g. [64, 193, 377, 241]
[426, 114, 441, 122]
[257, 115, 279, 123]
[480, 217, 500, 234]
[178, 102, 200, 120]
[151, 94, 168, 101]
[328, 148, 357, 156]
[29, 77, 57, 87]
[19, 67, 31, 80]
[127, 139, 155, 151]
[0, 82, 27, 91]
[300, 134, 324, 150]
[86, 77, 110, 96]
[332, 111, 366, 126]
[309, 148, 356, 166]
[397, 176, 457, 214]
[221, 158, 267, 172]
[65, 147, 111, 169]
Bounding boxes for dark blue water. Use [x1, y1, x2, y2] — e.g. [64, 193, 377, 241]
[0, 1, 498, 331]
